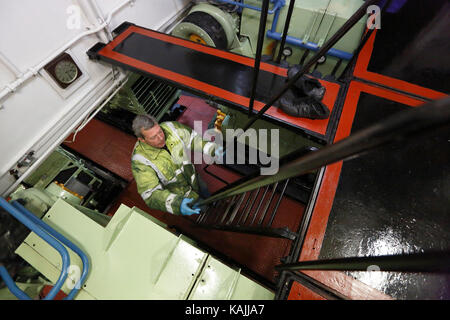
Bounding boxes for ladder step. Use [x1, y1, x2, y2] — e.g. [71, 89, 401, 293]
[257, 182, 279, 226]
[194, 179, 296, 241]
[226, 192, 247, 226]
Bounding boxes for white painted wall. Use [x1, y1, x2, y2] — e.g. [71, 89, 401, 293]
[0, 0, 191, 195]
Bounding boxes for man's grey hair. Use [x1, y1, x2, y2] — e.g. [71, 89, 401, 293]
[132, 114, 158, 138]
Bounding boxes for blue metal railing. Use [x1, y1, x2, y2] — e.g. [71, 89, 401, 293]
[0, 266, 32, 300]
[11, 201, 90, 300]
[266, 30, 353, 60]
[0, 198, 89, 300]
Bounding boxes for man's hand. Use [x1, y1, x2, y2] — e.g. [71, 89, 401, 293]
[180, 198, 201, 216]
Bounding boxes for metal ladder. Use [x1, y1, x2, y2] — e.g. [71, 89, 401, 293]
[195, 146, 317, 240]
[196, 178, 297, 239]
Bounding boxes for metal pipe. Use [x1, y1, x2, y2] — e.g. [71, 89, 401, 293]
[196, 96, 450, 206]
[0, 198, 70, 300]
[241, 187, 261, 225]
[250, 185, 270, 225]
[214, 201, 227, 223]
[270, 0, 283, 32]
[243, 0, 378, 128]
[0, 266, 31, 300]
[267, 31, 353, 61]
[258, 182, 278, 225]
[70, 80, 127, 140]
[238, 189, 254, 224]
[0, 51, 21, 77]
[87, 0, 114, 41]
[220, 195, 238, 224]
[275, 251, 450, 272]
[268, 179, 289, 226]
[275, 0, 296, 63]
[227, 192, 246, 225]
[248, 0, 271, 117]
[299, 49, 310, 65]
[11, 201, 89, 300]
[197, 203, 212, 223]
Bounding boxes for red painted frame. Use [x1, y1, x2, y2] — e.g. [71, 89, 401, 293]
[354, 30, 447, 100]
[289, 81, 427, 300]
[97, 25, 340, 136]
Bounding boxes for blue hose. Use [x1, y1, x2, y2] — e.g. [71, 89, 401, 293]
[11, 201, 89, 300]
[266, 30, 353, 60]
[0, 198, 70, 300]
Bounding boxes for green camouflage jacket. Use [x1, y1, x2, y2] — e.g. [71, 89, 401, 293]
[131, 121, 216, 215]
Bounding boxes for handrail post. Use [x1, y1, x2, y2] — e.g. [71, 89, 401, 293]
[275, 251, 450, 272]
[248, 0, 271, 117]
[275, 0, 296, 63]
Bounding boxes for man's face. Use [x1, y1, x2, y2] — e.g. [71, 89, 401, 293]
[139, 124, 166, 148]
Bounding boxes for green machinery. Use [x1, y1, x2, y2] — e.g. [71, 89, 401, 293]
[8, 147, 120, 225]
[173, 0, 366, 76]
[8, 200, 274, 299]
[101, 72, 181, 121]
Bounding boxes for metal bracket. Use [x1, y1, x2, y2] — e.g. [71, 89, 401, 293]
[9, 151, 36, 180]
[17, 151, 36, 169]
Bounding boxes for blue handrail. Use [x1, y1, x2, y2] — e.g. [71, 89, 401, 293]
[214, 0, 285, 14]
[266, 30, 353, 60]
[0, 198, 70, 300]
[11, 201, 89, 300]
[0, 266, 32, 300]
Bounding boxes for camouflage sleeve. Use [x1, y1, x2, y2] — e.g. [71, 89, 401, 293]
[132, 161, 184, 215]
[173, 122, 217, 156]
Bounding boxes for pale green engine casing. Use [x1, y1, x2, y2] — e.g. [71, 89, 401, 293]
[15, 200, 274, 300]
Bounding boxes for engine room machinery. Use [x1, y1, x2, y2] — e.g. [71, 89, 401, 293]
[172, 0, 366, 77]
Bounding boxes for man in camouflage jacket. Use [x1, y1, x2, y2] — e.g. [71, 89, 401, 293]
[131, 115, 220, 215]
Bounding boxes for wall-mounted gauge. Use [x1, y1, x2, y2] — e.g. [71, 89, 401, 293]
[44, 52, 83, 89]
[282, 47, 293, 58]
[317, 55, 327, 64]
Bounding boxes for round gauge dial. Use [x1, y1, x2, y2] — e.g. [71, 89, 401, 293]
[54, 60, 78, 84]
[282, 47, 293, 57]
